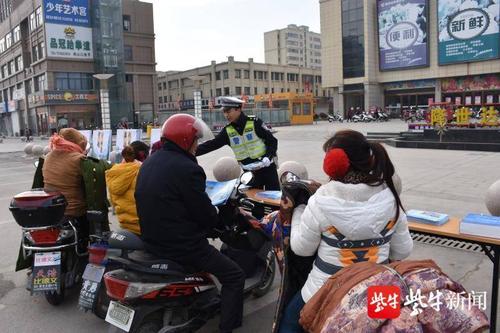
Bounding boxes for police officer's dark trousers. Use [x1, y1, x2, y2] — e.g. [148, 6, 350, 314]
[180, 244, 245, 331]
[250, 164, 280, 190]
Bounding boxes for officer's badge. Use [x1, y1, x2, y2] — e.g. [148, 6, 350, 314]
[233, 137, 240, 144]
[246, 133, 253, 141]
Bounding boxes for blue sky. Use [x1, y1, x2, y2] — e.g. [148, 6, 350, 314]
[142, 0, 321, 71]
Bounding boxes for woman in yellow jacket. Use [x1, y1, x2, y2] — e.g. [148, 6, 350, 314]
[105, 145, 143, 235]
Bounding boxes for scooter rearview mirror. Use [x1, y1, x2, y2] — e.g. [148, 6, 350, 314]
[240, 172, 253, 185]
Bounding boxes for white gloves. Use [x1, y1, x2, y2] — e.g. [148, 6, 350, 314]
[242, 157, 273, 171]
[261, 157, 271, 168]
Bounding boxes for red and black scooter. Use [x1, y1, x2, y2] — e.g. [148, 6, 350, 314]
[103, 173, 276, 333]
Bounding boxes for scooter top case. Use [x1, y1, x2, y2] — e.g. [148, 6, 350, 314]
[9, 189, 67, 228]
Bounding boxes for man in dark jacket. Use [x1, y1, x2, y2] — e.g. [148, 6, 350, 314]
[197, 96, 280, 190]
[135, 114, 245, 333]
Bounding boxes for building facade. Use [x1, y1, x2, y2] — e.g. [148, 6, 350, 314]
[264, 24, 322, 70]
[0, 0, 157, 137]
[157, 56, 330, 114]
[320, 0, 500, 116]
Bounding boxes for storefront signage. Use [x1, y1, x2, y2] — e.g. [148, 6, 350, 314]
[384, 79, 435, 90]
[13, 89, 25, 101]
[45, 90, 98, 104]
[43, 0, 90, 27]
[378, 0, 429, 70]
[8, 100, 17, 112]
[438, 0, 500, 64]
[28, 91, 98, 106]
[441, 74, 500, 92]
[45, 23, 93, 59]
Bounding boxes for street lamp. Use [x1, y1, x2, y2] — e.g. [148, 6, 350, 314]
[189, 75, 206, 119]
[93, 73, 115, 130]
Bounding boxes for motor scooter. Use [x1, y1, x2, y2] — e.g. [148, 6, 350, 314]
[103, 173, 276, 333]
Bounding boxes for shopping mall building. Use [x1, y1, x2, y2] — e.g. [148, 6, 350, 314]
[0, 0, 157, 137]
[320, 0, 500, 116]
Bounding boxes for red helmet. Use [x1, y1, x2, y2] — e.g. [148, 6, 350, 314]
[161, 114, 212, 151]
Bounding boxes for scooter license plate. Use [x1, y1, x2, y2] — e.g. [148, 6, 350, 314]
[82, 264, 105, 282]
[105, 301, 135, 332]
[31, 252, 61, 293]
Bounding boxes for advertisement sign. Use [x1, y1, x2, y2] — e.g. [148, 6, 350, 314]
[116, 129, 142, 152]
[8, 100, 17, 112]
[43, 0, 90, 27]
[91, 130, 112, 160]
[150, 128, 161, 146]
[378, 0, 429, 70]
[384, 79, 435, 90]
[441, 74, 500, 92]
[44, 90, 98, 104]
[46, 23, 93, 59]
[438, 0, 500, 64]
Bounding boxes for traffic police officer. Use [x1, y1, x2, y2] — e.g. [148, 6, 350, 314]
[197, 96, 280, 190]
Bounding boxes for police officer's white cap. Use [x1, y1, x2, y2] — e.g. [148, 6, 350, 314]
[220, 96, 244, 109]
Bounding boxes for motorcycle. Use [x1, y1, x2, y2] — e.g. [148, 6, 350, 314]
[9, 190, 89, 305]
[327, 114, 343, 123]
[103, 173, 276, 333]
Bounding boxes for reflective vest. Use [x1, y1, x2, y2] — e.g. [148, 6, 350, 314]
[226, 120, 266, 161]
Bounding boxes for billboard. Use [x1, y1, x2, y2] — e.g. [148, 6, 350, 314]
[43, 0, 90, 27]
[438, 0, 500, 64]
[45, 23, 93, 59]
[378, 0, 429, 70]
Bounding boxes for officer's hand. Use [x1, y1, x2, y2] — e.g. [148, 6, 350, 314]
[261, 157, 271, 168]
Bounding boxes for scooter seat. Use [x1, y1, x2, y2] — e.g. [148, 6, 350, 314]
[127, 250, 188, 275]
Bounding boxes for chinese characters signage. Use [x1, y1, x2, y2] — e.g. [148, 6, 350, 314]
[438, 0, 500, 64]
[32, 252, 61, 293]
[28, 90, 98, 106]
[46, 23, 93, 59]
[43, 0, 90, 27]
[378, 0, 429, 70]
[441, 74, 500, 92]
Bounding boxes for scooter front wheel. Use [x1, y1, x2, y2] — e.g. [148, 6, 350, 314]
[252, 252, 276, 298]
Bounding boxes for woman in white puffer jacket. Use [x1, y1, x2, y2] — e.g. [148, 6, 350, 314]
[279, 130, 413, 333]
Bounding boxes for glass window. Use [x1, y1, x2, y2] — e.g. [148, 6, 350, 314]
[38, 42, 45, 60]
[342, 0, 364, 78]
[8, 61, 14, 75]
[15, 56, 22, 72]
[235, 86, 242, 95]
[293, 103, 301, 115]
[32, 45, 38, 62]
[35, 7, 43, 27]
[264, 87, 268, 94]
[1, 65, 5, 78]
[244, 87, 250, 95]
[303, 103, 311, 115]
[244, 70, 249, 79]
[162, 82, 166, 89]
[13, 26, 20, 43]
[35, 74, 46, 92]
[235, 69, 241, 79]
[158, 83, 162, 90]
[125, 75, 133, 83]
[224, 87, 230, 95]
[124, 45, 133, 61]
[223, 70, 229, 79]
[5, 33, 12, 49]
[29, 13, 36, 31]
[216, 88, 221, 96]
[215, 71, 221, 80]
[254, 87, 258, 94]
[0, 38, 5, 53]
[123, 15, 131, 31]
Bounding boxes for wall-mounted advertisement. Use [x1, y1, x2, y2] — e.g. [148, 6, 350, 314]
[43, 0, 90, 27]
[116, 129, 142, 152]
[45, 23, 93, 59]
[438, 0, 500, 64]
[91, 130, 112, 160]
[378, 0, 429, 70]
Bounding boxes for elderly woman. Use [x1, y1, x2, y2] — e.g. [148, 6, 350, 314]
[43, 128, 88, 217]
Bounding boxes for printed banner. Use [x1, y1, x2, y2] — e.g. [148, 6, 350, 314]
[441, 74, 500, 92]
[378, 0, 429, 70]
[43, 0, 90, 27]
[150, 128, 162, 146]
[115, 129, 142, 152]
[45, 23, 93, 59]
[438, 0, 500, 64]
[78, 130, 92, 145]
[91, 130, 112, 160]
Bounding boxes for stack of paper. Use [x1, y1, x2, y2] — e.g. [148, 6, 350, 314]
[460, 214, 500, 239]
[406, 210, 449, 226]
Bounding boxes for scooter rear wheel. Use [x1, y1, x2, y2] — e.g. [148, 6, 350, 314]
[44, 288, 65, 305]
